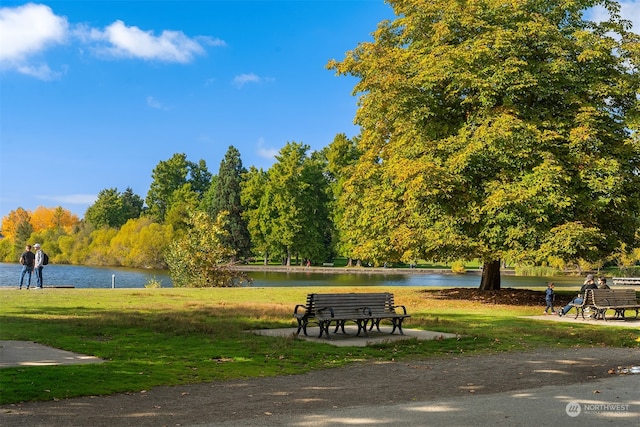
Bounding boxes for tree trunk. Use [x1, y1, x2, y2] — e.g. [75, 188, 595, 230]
[479, 260, 501, 290]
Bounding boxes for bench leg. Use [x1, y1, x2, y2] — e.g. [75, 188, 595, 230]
[391, 318, 405, 335]
[369, 319, 382, 333]
[318, 320, 331, 339]
[358, 320, 369, 337]
[296, 318, 311, 336]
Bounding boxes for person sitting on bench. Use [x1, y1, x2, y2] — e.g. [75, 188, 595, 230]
[558, 274, 598, 317]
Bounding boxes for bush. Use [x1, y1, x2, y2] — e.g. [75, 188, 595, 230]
[451, 260, 466, 274]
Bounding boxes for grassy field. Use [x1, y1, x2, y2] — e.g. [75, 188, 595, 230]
[1, 287, 638, 404]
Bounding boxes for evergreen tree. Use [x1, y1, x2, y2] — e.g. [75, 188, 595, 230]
[85, 187, 144, 228]
[120, 187, 144, 222]
[207, 146, 251, 261]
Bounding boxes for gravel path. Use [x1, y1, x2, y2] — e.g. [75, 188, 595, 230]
[2, 347, 638, 426]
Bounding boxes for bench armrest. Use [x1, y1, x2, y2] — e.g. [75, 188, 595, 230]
[294, 304, 308, 315]
[393, 305, 408, 315]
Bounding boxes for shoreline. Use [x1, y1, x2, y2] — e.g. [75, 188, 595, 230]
[231, 264, 492, 276]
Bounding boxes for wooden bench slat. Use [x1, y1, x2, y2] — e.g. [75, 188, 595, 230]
[293, 292, 410, 339]
[590, 289, 640, 321]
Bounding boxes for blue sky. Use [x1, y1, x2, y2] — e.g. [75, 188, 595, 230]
[1, 1, 639, 225]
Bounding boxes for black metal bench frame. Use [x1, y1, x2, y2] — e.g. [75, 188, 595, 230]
[569, 289, 595, 319]
[590, 289, 640, 321]
[293, 292, 410, 339]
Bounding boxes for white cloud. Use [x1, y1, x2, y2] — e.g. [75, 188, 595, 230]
[37, 194, 97, 205]
[0, 3, 223, 79]
[146, 96, 170, 110]
[256, 137, 278, 160]
[233, 73, 275, 88]
[92, 20, 206, 63]
[233, 73, 261, 88]
[0, 3, 68, 77]
[16, 63, 63, 80]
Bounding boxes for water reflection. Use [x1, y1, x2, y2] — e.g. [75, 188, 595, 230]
[248, 270, 582, 289]
[0, 263, 586, 289]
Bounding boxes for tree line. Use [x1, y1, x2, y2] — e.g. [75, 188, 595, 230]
[2, 0, 639, 289]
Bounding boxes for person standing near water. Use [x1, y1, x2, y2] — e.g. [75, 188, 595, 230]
[19, 244, 35, 289]
[33, 243, 45, 289]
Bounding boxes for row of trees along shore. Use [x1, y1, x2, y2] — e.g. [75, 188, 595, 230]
[2, 0, 640, 290]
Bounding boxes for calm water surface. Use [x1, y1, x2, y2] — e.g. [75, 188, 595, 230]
[0, 263, 585, 289]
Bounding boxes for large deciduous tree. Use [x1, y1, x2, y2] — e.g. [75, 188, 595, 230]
[241, 166, 270, 264]
[246, 142, 332, 266]
[329, 0, 640, 289]
[325, 133, 361, 266]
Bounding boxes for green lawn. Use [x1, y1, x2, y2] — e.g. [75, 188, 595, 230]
[1, 287, 638, 404]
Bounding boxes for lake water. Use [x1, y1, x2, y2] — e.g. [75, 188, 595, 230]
[0, 263, 586, 289]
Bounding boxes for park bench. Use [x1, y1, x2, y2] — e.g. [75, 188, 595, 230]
[569, 289, 596, 319]
[590, 289, 640, 321]
[612, 277, 640, 286]
[293, 292, 410, 339]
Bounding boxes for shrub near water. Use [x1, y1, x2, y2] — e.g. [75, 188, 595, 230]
[515, 265, 559, 276]
[165, 211, 250, 287]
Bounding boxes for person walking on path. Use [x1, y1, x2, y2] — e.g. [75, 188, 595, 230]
[33, 243, 45, 289]
[543, 282, 555, 314]
[19, 244, 35, 289]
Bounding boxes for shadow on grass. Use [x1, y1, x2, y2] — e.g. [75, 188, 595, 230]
[1, 303, 637, 404]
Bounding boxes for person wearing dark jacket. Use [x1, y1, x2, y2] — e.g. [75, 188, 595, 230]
[598, 277, 611, 289]
[557, 274, 598, 316]
[543, 282, 555, 314]
[19, 244, 35, 289]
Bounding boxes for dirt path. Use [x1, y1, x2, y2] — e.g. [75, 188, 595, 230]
[2, 347, 638, 427]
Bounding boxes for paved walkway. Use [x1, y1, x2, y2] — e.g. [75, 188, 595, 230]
[525, 314, 640, 327]
[0, 340, 103, 368]
[207, 374, 640, 427]
[252, 326, 458, 347]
